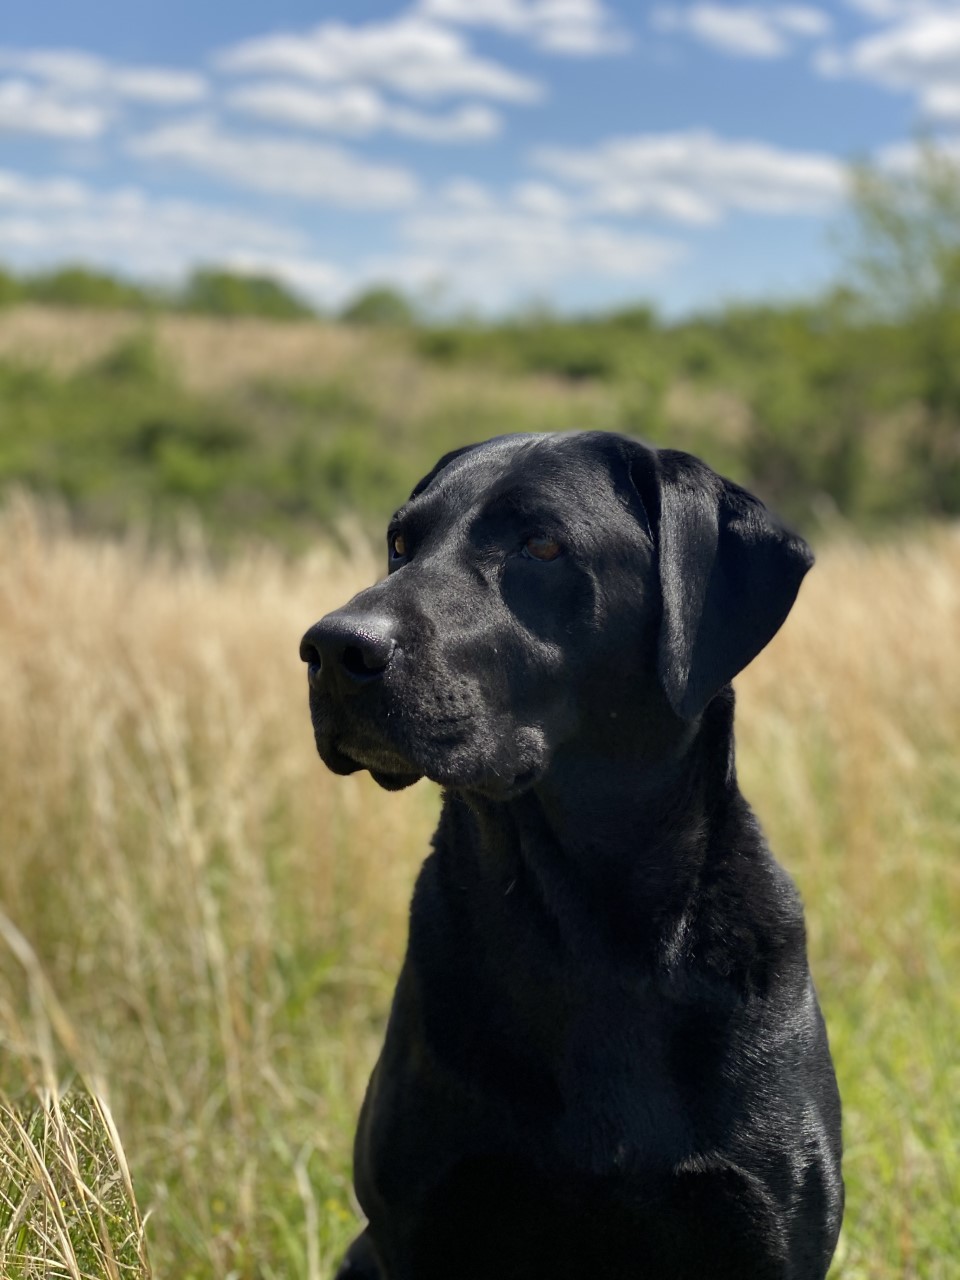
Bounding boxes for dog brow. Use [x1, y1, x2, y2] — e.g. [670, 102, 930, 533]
[480, 481, 575, 530]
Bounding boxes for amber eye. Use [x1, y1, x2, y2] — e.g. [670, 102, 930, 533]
[522, 535, 562, 562]
[389, 531, 407, 560]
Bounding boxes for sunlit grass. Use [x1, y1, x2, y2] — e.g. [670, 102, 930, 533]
[0, 497, 956, 1277]
[0, 1083, 150, 1280]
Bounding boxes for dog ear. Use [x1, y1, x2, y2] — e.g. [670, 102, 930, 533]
[632, 447, 813, 720]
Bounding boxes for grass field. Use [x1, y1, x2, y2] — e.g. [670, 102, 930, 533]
[0, 497, 957, 1278]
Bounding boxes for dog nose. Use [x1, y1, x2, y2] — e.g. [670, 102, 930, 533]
[300, 613, 397, 688]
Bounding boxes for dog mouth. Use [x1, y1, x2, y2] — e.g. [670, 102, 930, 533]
[312, 689, 550, 799]
[321, 732, 423, 791]
[319, 725, 545, 799]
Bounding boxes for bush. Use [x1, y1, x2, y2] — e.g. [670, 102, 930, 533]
[93, 331, 167, 383]
[181, 269, 315, 320]
[340, 286, 417, 328]
[24, 265, 153, 309]
[0, 268, 22, 308]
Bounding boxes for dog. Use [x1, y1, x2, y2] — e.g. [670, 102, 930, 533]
[300, 431, 843, 1280]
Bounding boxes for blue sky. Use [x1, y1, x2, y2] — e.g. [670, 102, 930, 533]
[1, 1, 956, 315]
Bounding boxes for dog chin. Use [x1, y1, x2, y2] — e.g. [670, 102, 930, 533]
[369, 768, 423, 791]
[323, 736, 423, 791]
[321, 742, 421, 789]
[317, 740, 363, 776]
[322, 728, 546, 800]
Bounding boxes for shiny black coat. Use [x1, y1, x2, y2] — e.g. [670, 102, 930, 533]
[301, 432, 843, 1280]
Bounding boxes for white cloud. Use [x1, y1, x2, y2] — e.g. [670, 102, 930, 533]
[0, 165, 687, 312]
[533, 129, 846, 223]
[652, 4, 831, 58]
[0, 78, 107, 138]
[777, 6, 832, 35]
[0, 168, 365, 306]
[226, 82, 501, 142]
[438, 178, 496, 210]
[840, 0, 890, 15]
[0, 170, 91, 209]
[0, 167, 332, 282]
[247, 175, 678, 311]
[416, 0, 631, 55]
[840, 10, 960, 87]
[840, 1, 932, 18]
[379, 204, 684, 306]
[876, 137, 960, 184]
[512, 180, 574, 217]
[111, 68, 209, 105]
[923, 84, 960, 121]
[215, 16, 543, 102]
[0, 169, 301, 249]
[0, 47, 207, 104]
[127, 117, 420, 208]
[818, 8, 960, 120]
[389, 102, 500, 141]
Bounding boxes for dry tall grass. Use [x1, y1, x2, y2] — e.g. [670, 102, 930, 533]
[0, 497, 957, 1278]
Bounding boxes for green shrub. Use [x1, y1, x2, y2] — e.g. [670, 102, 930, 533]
[0, 268, 22, 308]
[181, 269, 315, 320]
[93, 331, 167, 384]
[340, 286, 417, 328]
[24, 265, 153, 309]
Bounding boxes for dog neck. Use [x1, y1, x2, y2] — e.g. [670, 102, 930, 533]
[446, 688, 741, 963]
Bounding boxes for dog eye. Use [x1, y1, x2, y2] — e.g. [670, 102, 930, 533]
[389, 531, 408, 561]
[522, 535, 562, 562]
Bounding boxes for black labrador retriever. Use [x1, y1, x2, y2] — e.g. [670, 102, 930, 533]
[300, 432, 843, 1280]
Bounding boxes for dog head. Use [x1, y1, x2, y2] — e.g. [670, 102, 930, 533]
[300, 432, 812, 798]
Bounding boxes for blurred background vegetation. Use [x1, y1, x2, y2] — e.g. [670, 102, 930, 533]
[0, 144, 959, 1280]
[2, 145, 959, 548]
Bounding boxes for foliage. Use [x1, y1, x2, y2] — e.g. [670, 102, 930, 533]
[0, 267, 23, 307]
[845, 142, 960, 321]
[3, 142, 960, 533]
[0, 265, 316, 321]
[181, 268, 315, 320]
[17, 265, 156, 310]
[0, 323, 612, 548]
[414, 310, 660, 381]
[842, 142, 960, 514]
[0, 283, 955, 549]
[339, 285, 417, 327]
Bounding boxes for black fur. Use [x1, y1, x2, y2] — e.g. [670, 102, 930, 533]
[301, 432, 843, 1280]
